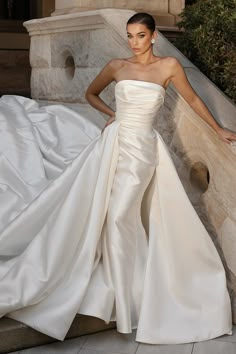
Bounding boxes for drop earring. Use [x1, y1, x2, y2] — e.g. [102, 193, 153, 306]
[151, 38, 155, 44]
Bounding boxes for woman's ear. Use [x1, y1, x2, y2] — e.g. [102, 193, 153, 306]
[151, 31, 157, 44]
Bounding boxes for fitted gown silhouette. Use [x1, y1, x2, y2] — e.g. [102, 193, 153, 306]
[0, 80, 232, 344]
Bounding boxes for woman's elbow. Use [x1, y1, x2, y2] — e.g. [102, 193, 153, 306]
[85, 88, 99, 103]
[85, 89, 93, 104]
[85, 87, 90, 101]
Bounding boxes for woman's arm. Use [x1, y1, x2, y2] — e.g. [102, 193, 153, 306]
[169, 58, 236, 145]
[85, 60, 116, 119]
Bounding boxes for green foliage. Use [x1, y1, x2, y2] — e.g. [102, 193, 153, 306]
[175, 0, 236, 103]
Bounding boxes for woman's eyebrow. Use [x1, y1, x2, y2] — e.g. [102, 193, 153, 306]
[127, 31, 146, 35]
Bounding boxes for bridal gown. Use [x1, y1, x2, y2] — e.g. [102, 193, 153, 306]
[0, 80, 232, 344]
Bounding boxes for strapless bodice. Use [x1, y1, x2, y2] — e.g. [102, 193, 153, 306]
[113, 80, 165, 165]
[115, 80, 165, 133]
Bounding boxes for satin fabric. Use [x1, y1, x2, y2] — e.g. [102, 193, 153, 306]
[0, 81, 232, 344]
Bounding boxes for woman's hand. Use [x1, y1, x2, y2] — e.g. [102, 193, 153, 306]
[216, 127, 236, 145]
[169, 58, 236, 146]
[101, 115, 115, 134]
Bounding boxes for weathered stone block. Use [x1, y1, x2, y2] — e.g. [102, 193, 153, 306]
[169, 0, 185, 15]
[30, 35, 51, 68]
[51, 31, 90, 68]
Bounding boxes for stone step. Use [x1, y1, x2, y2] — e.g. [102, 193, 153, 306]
[0, 316, 116, 354]
[152, 12, 184, 43]
[157, 25, 184, 43]
[0, 49, 31, 97]
[0, 32, 29, 50]
[152, 12, 176, 27]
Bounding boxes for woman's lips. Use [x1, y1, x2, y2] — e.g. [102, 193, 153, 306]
[132, 48, 140, 52]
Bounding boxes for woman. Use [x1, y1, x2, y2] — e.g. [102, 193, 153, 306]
[0, 13, 235, 345]
[86, 13, 236, 145]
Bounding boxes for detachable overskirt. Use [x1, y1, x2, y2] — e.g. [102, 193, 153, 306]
[0, 119, 232, 343]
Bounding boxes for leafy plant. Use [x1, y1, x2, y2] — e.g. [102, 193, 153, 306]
[175, 0, 236, 103]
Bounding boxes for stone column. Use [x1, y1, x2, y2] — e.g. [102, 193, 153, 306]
[53, 0, 184, 27]
[54, 0, 169, 15]
[169, 0, 185, 15]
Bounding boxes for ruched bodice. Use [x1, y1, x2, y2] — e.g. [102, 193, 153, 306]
[114, 80, 165, 165]
[115, 80, 165, 133]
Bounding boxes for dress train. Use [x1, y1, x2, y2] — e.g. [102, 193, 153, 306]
[0, 81, 232, 344]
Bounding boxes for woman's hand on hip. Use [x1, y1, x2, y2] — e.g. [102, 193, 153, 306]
[101, 115, 115, 134]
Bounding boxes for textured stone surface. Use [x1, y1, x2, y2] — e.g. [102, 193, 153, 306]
[55, 0, 169, 13]
[169, 0, 184, 15]
[30, 35, 51, 68]
[0, 316, 115, 354]
[5, 326, 236, 354]
[52, 0, 183, 29]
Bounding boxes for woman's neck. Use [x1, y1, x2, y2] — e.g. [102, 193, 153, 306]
[132, 50, 158, 65]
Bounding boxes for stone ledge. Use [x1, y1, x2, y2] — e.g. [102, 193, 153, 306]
[0, 316, 116, 354]
[24, 12, 106, 36]
[157, 25, 183, 32]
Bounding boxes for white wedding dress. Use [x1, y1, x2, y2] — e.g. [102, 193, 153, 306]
[0, 80, 232, 344]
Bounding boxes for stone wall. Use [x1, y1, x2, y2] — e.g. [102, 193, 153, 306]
[54, 0, 184, 15]
[24, 9, 236, 322]
[53, 0, 185, 27]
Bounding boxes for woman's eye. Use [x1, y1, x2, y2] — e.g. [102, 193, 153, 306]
[127, 34, 145, 39]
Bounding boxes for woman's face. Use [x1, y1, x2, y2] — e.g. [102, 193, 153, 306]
[126, 23, 156, 56]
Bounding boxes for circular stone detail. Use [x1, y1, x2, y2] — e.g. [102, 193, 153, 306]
[65, 55, 75, 80]
[190, 161, 210, 193]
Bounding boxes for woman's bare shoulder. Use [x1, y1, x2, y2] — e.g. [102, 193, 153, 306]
[158, 56, 180, 66]
[155, 56, 183, 78]
[108, 58, 132, 69]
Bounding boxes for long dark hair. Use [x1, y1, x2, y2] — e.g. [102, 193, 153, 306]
[127, 13, 156, 33]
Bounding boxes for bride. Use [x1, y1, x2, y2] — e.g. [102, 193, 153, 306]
[0, 12, 235, 345]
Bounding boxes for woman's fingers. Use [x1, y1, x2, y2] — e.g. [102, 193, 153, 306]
[217, 128, 236, 145]
[101, 118, 115, 134]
